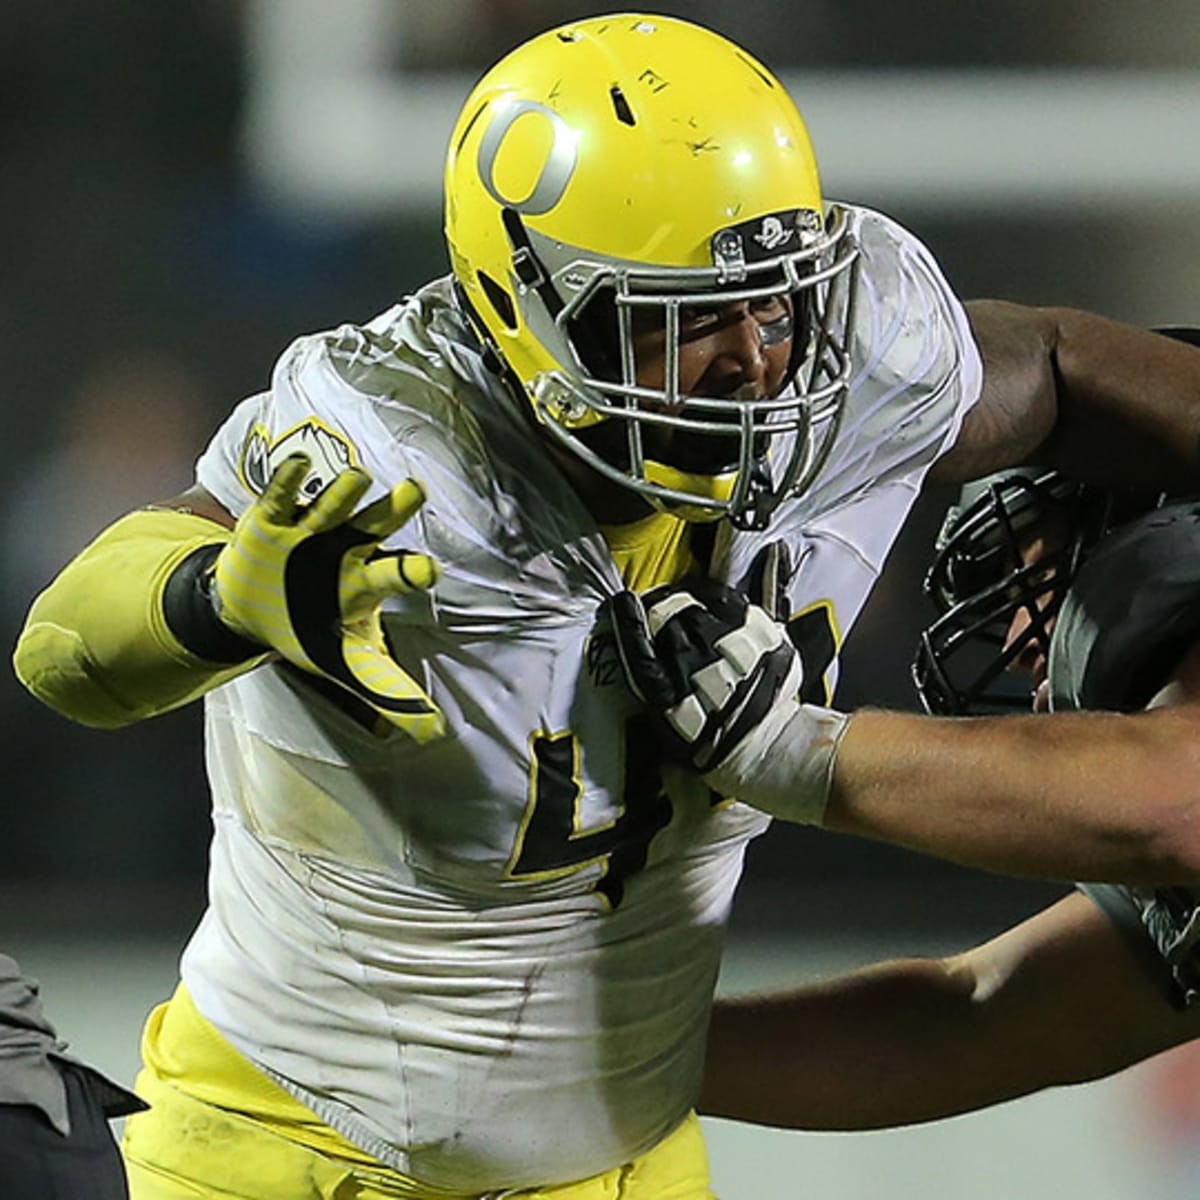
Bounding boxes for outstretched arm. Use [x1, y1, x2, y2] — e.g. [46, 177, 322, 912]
[931, 303, 1200, 490]
[826, 617, 1200, 883]
[702, 892, 1200, 1130]
[613, 583, 1200, 885]
[822, 702, 1200, 884]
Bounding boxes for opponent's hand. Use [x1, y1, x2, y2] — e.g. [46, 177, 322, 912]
[610, 578, 803, 773]
[212, 454, 445, 742]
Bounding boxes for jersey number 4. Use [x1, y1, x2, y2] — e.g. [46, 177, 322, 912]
[506, 717, 671, 909]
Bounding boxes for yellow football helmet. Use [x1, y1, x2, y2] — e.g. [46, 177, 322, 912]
[444, 13, 859, 529]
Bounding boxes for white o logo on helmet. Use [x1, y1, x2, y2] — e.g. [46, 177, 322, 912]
[477, 98, 578, 215]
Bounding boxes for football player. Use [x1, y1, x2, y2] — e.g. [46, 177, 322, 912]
[12, 13, 1200, 1199]
[699, 469, 1200, 1133]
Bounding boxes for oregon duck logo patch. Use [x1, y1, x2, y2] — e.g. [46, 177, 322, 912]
[239, 418, 359, 504]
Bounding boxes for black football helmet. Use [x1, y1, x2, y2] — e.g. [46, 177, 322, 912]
[912, 326, 1199, 716]
[912, 470, 1115, 714]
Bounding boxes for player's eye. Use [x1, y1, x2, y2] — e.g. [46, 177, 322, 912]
[749, 295, 790, 323]
[1000, 562, 1059, 607]
[679, 305, 720, 332]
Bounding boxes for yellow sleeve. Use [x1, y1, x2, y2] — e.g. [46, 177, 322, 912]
[12, 507, 267, 729]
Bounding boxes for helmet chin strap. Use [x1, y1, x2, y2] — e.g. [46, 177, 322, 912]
[561, 398, 786, 528]
[642, 453, 775, 530]
[642, 460, 733, 524]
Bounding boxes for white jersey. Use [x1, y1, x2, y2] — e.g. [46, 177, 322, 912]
[183, 202, 981, 1190]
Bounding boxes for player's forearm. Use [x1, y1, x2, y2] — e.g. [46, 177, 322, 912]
[825, 706, 1200, 884]
[703, 893, 1200, 1131]
[13, 508, 264, 728]
[702, 957, 1031, 1130]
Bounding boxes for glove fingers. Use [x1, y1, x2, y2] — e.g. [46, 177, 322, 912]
[644, 581, 747, 643]
[646, 593, 736, 697]
[361, 551, 440, 598]
[716, 605, 786, 675]
[610, 591, 680, 708]
[386, 706, 446, 745]
[215, 454, 445, 746]
[685, 577, 750, 630]
[260, 454, 312, 524]
[689, 655, 743, 711]
[671, 607, 794, 737]
[301, 468, 372, 533]
[617, 577, 804, 775]
[352, 479, 426, 540]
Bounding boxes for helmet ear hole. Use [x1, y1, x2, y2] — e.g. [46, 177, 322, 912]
[478, 271, 518, 331]
[568, 290, 621, 384]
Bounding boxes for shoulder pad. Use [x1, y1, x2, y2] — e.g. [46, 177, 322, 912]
[1049, 501, 1200, 711]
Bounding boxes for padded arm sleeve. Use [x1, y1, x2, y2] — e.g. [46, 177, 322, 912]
[12, 508, 267, 729]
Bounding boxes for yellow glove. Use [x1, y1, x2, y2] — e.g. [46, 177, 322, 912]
[212, 453, 444, 742]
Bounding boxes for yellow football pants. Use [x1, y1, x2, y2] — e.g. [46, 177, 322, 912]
[121, 1072, 716, 1200]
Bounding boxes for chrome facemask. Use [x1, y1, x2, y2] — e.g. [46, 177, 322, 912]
[509, 205, 860, 530]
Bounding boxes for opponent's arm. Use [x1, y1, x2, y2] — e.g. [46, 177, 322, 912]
[824, 703, 1200, 884]
[827, 623, 1200, 883]
[702, 892, 1200, 1130]
[931, 302, 1200, 489]
[613, 583, 1200, 884]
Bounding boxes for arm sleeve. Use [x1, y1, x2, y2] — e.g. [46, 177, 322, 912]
[13, 507, 266, 729]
